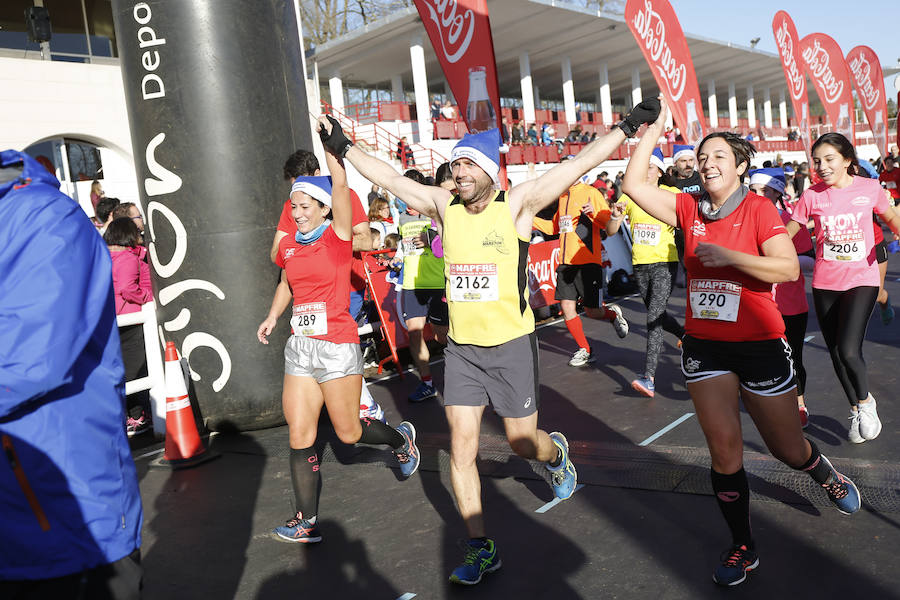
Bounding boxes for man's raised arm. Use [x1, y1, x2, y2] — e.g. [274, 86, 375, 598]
[317, 116, 447, 221]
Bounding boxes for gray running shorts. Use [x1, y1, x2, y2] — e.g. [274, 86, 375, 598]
[442, 332, 539, 418]
[284, 335, 363, 383]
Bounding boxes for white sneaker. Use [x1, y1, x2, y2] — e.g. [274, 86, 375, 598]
[568, 347, 594, 367]
[607, 304, 629, 338]
[847, 409, 865, 444]
[857, 395, 882, 441]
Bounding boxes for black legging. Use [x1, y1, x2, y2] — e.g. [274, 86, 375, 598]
[812, 286, 878, 406]
[782, 312, 808, 396]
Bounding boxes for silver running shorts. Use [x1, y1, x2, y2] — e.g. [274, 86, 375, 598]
[284, 335, 363, 383]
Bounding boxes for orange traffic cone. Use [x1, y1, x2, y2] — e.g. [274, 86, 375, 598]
[150, 342, 219, 469]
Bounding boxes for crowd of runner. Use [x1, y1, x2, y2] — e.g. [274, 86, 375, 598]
[255, 97, 898, 588]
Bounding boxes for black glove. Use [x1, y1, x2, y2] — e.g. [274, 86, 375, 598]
[616, 98, 661, 137]
[318, 115, 354, 157]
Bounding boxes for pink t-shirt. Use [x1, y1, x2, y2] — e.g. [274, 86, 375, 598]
[773, 209, 811, 315]
[792, 177, 889, 291]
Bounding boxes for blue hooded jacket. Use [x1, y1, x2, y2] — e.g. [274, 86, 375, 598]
[0, 150, 142, 579]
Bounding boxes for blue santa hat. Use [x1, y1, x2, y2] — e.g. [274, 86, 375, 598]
[650, 147, 666, 171]
[451, 129, 501, 184]
[672, 144, 694, 162]
[291, 176, 333, 207]
[783, 164, 795, 176]
[857, 159, 878, 179]
[749, 168, 786, 194]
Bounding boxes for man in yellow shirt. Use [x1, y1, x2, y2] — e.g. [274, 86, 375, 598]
[620, 147, 684, 396]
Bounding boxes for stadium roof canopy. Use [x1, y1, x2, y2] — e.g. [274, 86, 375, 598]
[311, 0, 898, 110]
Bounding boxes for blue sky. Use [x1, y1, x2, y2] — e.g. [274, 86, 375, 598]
[669, 1, 899, 95]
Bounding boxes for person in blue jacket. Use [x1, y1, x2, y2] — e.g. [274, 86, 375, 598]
[0, 150, 143, 598]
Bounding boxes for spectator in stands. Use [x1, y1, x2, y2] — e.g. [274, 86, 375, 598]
[397, 137, 415, 169]
[512, 120, 525, 145]
[500, 117, 511, 146]
[431, 96, 442, 121]
[566, 127, 581, 143]
[104, 217, 153, 437]
[579, 130, 592, 143]
[441, 100, 456, 120]
[541, 122, 555, 146]
[90, 179, 104, 211]
[95, 196, 120, 234]
[787, 128, 799, 141]
[527, 123, 539, 145]
[112, 201, 145, 237]
[574, 104, 582, 122]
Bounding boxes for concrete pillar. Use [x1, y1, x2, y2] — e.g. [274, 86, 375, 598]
[533, 84, 541, 108]
[328, 74, 345, 112]
[561, 57, 576, 124]
[763, 87, 773, 129]
[728, 83, 738, 129]
[409, 38, 432, 143]
[520, 52, 536, 123]
[707, 80, 718, 128]
[779, 90, 788, 129]
[631, 67, 642, 107]
[391, 74, 404, 102]
[746, 85, 756, 129]
[598, 62, 613, 126]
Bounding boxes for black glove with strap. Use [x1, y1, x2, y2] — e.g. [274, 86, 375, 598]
[616, 98, 661, 138]
[318, 115, 354, 158]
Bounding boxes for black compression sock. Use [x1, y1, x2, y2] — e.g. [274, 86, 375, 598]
[358, 418, 404, 449]
[796, 439, 833, 484]
[290, 446, 321, 520]
[710, 467, 753, 549]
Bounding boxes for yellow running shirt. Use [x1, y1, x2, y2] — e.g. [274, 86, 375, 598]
[621, 184, 679, 265]
[442, 190, 535, 346]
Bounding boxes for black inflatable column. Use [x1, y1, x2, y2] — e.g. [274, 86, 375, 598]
[112, 0, 312, 430]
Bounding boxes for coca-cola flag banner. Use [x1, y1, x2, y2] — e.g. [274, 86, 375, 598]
[625, 0, 706, 145]
[846, 45, 889, 158]
[527, 240, 560, 309]
[800, 33, 855, 142]
[413, 0, 501, 136]
[772, 11, 812, 159]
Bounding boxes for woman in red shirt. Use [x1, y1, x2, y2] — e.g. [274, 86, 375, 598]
[257, 131, 419, 544]
[622, 99, 860, 587]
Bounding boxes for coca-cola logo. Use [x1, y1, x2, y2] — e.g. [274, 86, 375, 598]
[527, 245, 560, 292]
[632, 0, 687, 101]
[802, 39, 844, 104]
[774, 19, 805, 101]
[420, 0, 475, 64]
[848, 52, 880, 110]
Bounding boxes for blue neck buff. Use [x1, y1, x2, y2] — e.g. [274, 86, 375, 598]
[295, 219, 331, 245]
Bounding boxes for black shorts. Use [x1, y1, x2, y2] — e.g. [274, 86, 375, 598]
[680, 335, 796, 396]
[875, 240, 888, 264]
[555, 263, 603, 308]
[401, 288, 449, 326]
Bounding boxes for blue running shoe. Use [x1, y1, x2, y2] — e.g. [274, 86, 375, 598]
[449, 539, 502, 585]
[393, 421, 420, 478]
[273, 512, 322, 543]
[547, 431, 577, 500]
[713, 544, 759, 586]
[408, 381, 438, 403]
[631, 376, 655, 398]
[819, 456, 861, 515]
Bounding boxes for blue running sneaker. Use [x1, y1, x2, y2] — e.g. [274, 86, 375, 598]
[408, 381, 438, 403]
[393, 421, 420, 477]
[819, 455, 861, 515]
[273, 512, 322, 543]
[631, 376, 655, 398]
[547, 431, 577, 500]
[449, 539, 502, 585]
[713, 544, 759, 586]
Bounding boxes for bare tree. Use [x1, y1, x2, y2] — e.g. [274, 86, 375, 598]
[299, 0, 414, 48]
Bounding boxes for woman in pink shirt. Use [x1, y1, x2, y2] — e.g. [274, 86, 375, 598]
[104, 217, 153, 436]
[786, 133, 900, 444]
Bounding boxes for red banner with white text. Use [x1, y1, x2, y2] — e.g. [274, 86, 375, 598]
[413, 0, 505, 184]
[846, 46, 889, 158]
[772, 11, 812, 161]
[625, 0, 706, 145]
[800, 33, 855, 142]
[526, 240, 561, 309]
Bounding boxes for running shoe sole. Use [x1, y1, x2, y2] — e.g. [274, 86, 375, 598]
[713, 557, 759, 586]
[449, 559, 502, 585]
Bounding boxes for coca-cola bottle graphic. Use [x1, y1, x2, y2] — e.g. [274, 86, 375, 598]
[799, 104, 809, 147]
[874, 110, 885, 136]
[685, 99, 702, 143]
[467, 66, 495, 133]
[836, 103, 851, 137]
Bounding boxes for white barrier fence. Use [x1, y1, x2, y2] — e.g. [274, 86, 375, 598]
[116, 301, 167, 436]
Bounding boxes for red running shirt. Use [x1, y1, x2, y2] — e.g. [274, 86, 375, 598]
[773, 209, 811, 316]
[276, 226, 359, 345]
[278, 189, 369, 292]
[676, 191, 787, 341]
